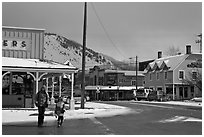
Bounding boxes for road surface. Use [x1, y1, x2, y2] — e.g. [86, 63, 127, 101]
[2, 101, 202, 135]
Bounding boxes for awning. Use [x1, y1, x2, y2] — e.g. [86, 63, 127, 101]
[2, 57, 78, 73]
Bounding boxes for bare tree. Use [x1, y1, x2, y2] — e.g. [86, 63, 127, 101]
[183, 59, 202, 92]
[165, 46, 181, 56]
[183, 69, 202, 92]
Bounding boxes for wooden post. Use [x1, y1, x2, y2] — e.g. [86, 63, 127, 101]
[69, 73, 75, 110]
[9, 72, 12, 95]
[51, 76, 55, 104]
[59, 75, 62, 97]
[136, 56, 138, 91]
[81, 2, 87, 109]
[36, 72, 39, 94]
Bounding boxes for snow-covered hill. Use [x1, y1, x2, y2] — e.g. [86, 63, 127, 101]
[44, 33, 115, 69]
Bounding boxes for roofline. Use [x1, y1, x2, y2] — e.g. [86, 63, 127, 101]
[3, 66, 78, 73]
[2, 26, 45, 31]
[105, 69, 144, 73]
[173, 54, 189, 72]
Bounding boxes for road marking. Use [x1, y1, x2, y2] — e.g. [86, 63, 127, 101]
[130, 102, 174, 109]
[158, 116, 202, 123]
[89, 117, 115, 135]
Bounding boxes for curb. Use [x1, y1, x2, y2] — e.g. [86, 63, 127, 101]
[2, 104, 58, 111]
[2, 108, 38, 111]
[134, 101, 202, 107]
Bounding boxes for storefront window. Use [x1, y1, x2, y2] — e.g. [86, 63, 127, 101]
[2, 74, 10, 95]
[25, 75, 34, 97]
[191, 86, 194, 97]
[184, 87, 188, 98]
[166, 87, 173, 94]
[179, 87, 183, 97]
[12, 74, 24, 95]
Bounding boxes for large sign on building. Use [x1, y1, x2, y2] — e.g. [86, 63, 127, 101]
[2, 26, 45, 59]
[2, 38, 31, 50]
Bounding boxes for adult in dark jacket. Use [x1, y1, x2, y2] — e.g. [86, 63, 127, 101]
[35, 86, 49, 127]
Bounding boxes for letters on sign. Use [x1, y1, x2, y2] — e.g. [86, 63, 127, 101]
[2, 39, 29, 50]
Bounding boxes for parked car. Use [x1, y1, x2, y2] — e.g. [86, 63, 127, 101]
[64, 94, 88, 104]
[157, 91, 168, 102]
[147, 90, 157, 101]
[73, 94, 86, 104]
[136, 88, 152, 101]
[190, 97, 202, 102]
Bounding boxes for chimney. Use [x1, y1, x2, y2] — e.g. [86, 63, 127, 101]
[186, 45, 191, 54]
[158, 51, 162, 59]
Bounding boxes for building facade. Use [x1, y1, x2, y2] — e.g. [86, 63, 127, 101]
[2, 26, 77, 108]
[88, 66, 145, 87]
[144, 45, 202, 100]
[85, 66, 145, 101]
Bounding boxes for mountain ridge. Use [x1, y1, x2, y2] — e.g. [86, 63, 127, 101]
[44, 33, 134, 70]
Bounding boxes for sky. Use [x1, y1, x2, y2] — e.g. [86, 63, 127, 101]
[2, 2, 202, 62]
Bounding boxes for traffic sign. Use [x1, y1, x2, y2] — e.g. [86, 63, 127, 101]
[96, 86, 100, 93]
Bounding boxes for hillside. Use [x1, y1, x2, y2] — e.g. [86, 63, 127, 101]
[44, 33, 133, 70]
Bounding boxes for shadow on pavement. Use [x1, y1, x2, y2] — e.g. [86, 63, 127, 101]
[2, 121, 55, 127]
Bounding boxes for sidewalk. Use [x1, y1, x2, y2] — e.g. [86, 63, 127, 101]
[2, 102, 133, 124]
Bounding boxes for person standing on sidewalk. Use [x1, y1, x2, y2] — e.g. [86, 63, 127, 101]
[55, 97, 65, 127]
[35, 86, 49, 127]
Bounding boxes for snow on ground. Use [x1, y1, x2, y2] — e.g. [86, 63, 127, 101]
[158, 116, 202, 123]
[140, 100, 202, 107]
[2, 102, 134, 124]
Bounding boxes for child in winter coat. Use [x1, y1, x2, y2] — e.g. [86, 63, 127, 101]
[55, 97, 65, 127]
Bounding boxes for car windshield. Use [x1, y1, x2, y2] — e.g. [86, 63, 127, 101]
[137, 89, 144, 93]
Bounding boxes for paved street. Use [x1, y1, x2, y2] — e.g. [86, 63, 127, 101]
[97, 101, 202, 135]
[2, 101, 202, 135]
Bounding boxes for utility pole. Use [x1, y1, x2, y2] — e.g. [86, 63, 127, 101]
[81, 2, 87, 109]
[196, 33, 202, 53]
[129, 56, 138, 92]
[135, 56, 138, 91]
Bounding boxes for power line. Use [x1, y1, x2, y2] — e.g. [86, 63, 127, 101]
[90, 3, 126, 60]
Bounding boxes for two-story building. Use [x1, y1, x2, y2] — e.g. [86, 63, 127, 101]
[85, 66, 145, 101]
[144, 45, 202, 100]
[89, 66, 144, 86]
[2, 26, 77, 108]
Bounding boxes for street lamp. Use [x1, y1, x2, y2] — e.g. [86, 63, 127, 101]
[129, 56, 138, 91]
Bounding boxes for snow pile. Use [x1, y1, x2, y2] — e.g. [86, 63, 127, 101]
[2, 102, 134, 124]
[137, 100, 202, 107]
